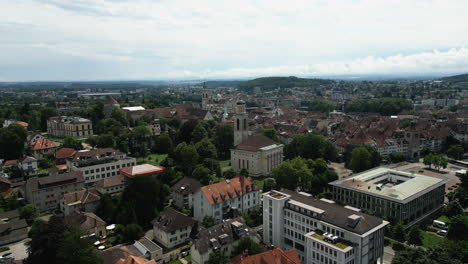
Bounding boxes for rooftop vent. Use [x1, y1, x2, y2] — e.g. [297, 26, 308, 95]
[209, 238, 221, 250]
[347, 214, 362, 228]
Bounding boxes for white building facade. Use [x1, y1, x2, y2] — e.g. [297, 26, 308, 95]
[262, 190, 388, 264]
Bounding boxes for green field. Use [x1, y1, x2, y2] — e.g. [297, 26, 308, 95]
[422, 231, 446, 248]
[137, 153, 168, 166]
[437, 215, 452, 224]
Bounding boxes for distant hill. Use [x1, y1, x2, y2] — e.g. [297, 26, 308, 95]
[238, 76, 335, 92]
[199, 80, 244, 88]
[440, 73, 468, 84]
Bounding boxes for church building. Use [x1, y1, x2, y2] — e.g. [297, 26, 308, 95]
[230, 101, 284, 177]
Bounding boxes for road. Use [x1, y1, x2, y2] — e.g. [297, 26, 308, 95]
[383, 247, 395, 264]
[3, 238, 30, 261]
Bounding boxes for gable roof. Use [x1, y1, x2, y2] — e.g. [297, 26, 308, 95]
[171, 177, 203, 195]
[235, 135, 280, 152]
[115, 256, 156, 264]
[63, 188, 101, 206]
[55, 148, 77, 159]
[25, 171, 84, 193]
[200, 177, 258, 205]
[231, 248, 301, 264]
[64, 211, 106, 230]
[95, 175, 125, 189]
[31, 138, 59, 151]
[152, 208, 196, 233]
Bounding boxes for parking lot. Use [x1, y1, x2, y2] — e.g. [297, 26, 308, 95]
[3, 238, 30, 261]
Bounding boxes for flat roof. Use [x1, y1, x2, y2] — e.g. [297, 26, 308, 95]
[329, 167, 447, 202]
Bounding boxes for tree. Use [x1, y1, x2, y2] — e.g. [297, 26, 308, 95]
[130, 125, 151, 157]
[120, 175, 169, 227]
[240, 168, 249, 177]
[284, 133, 337, 161]
[178, 119, 198, 143]
[263, 178, 276, 192]
[392, 247, 459, 264]
[213, 124, 234, 158]
[407, 225, 422, 246]
[448, 215, 468, 240]
[390, 153, 406, 163]
[176, 144, 199, 175]
[63, 136, 82, 150]
[423, 153, 435, 169]
[40, 107, 58, 131]
[207, 250, 229, 264]
[110, 108, 128, 127]
[261, 128, 279, 142]
[26, 216, 67, 264]
[447, 145, 464, 160]
[95, 193, 120, 223]
[445, 200, 464, 217]
[349, 147, 372, 173]
[191, 122, 208, 143]
[433, 155, 448, 172]
[38, 158, 54, 169]
[393, 222, 406, 242]
[19, 204, 40, 225]
[56, 227, 102, 264]
[223, 168, 236, 179]
[192, 165, 212, 185]
[153, 133, 173, 154]
[0, 124, 27, 160]
[203, 158, 222, 178]
[195, 138, 217, 161]
[231, 237, 265, 257]
[202, 216, 217, 228]
[363, 145, 381, 168]
[28, 219, 46, 238]
[114, 223, 144, 243]
[95, 118, 124, 136]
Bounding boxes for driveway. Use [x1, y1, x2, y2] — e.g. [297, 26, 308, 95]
[3, 238, 30, 261]
[383, 246, 395, 264]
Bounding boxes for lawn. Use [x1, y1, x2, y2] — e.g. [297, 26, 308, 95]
[218, 159, 230, 169]
[169, 260, 182, 264]
[421, 231, 446, 248]
[254, 177, 273, 191]
[184, 256, 191, 262]
[437, 215, 452, 224]
[136, 153, 167, 166]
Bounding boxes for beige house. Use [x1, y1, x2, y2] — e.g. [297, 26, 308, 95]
[47, 116, 93, 138]
[152, 208, 196, 249]
[60, 188, 101, 216]
[231, 135, 284, 177]
[65, 211, 107, 238]
[95, 175, 125, 195]
[24, 171, 85, 212]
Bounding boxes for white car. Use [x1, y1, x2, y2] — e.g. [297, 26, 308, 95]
[0, 253, 14, 263]
[437, 230, 448, 236]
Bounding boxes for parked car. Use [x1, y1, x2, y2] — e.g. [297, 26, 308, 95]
[437, 230, 448, 236]
[0, 253, 14, 263]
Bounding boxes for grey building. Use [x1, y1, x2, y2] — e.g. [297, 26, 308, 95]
[171, 177, 203, 210]
[263, 190, 388, 264]
[329, 168, 447, 226]
[24, 171, 85, 212]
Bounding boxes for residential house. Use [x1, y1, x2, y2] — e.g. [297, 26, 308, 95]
[125, 237, 163, 262]
[171, 177, 203, 210]
[55, 147, 77, 165]
[65, 211, 107, 238]
[24, 171, 85, 211]
[152, 208, 196, 249]
[193, 177, 260, 222]
[30, 138, 60, 159]
[60, 188, 102, 216]
[190, 218, 255, 264]
[18, 156, 38, 177]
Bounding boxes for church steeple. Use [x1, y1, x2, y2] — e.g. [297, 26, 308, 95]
[233, 100, 249, 146]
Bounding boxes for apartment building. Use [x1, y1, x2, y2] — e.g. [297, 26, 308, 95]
[47, 116, 93, 138]
[24, 171, 85, 212]
[262, 189, 388, 264]
[171, 177, 203, 210]
[152, 208, 196, 249]
[67, 148, 136, 187]
[329, 168, 447, 226]
[193, 177, 259, 222]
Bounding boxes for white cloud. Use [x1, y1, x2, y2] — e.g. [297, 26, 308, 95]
[0, 0, 468, 80]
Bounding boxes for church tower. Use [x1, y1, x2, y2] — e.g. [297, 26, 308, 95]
[233, 100, 250, 146]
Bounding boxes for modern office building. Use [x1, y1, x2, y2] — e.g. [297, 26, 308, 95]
[262, 189, 388, 264]
[329, 167, 447, 225]
[67, 148, 136, 187]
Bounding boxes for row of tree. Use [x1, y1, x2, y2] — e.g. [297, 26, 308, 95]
[423, 153, 448, 172]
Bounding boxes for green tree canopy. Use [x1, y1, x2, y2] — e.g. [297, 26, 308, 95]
[153, 133, 173, 154]
[349, 147, 372, 173]
[195, 138, 218, 161]
[448, 215, 468, 241]
[407, 225, 422, 246]
[56, 227, 103, 264]
[261, 128, 279, 142]
[202, 216, 217, 228]
[447, 145, 464, 160]
[231, 237, 265, 257]
[19, 204, 40, 225]
[284, 133, 337, 161]
[62, 136, 82, 150]
[191, 122, 208, 143]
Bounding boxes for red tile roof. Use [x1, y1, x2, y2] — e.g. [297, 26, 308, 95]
[201, 176, 258, 205]
[3, 160, 17, 166]
[115, 256, 157, 264]
[31, 138, 60, 151]
[55, 148, 77, 159]
[15, 121, 29, 128]
[231, 248, 301, 264]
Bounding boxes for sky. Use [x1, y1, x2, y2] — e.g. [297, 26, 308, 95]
[1, 0, 468, 81]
